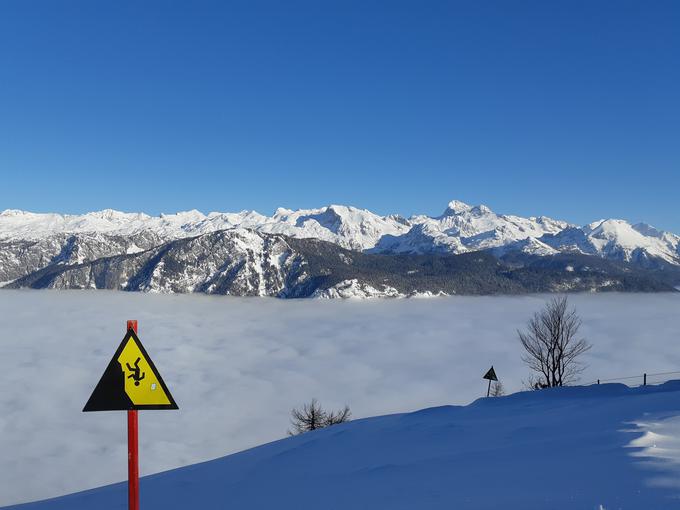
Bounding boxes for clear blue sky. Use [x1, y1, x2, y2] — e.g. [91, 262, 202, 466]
[1, 1, 678, 231]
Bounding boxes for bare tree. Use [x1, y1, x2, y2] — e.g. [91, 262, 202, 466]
[324, 405, 352, 426]
[288, 399, 351, 435]
[490, 381, 505, 397]
[518, 296, 591, 388]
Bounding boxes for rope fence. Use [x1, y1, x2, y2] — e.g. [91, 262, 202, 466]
[584, 370, 680, 387]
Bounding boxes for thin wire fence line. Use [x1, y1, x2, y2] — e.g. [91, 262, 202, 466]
[643, 370, 680, 377]
[583, 370, 680, 386]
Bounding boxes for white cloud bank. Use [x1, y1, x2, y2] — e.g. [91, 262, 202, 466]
[0, 290, 679, 505]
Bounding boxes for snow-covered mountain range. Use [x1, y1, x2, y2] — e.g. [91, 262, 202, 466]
[1, 201, 678, 297]
[0, 205, 409, 251]
[2, 200, 678, 263]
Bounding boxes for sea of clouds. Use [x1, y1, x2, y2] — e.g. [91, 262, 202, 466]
[0, 290, 679, 506]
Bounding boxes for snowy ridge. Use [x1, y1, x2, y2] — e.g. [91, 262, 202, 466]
[541, 220, 680, 267]
[2, 201, 677, 268]
[0, 205, 409, 251]
[0, 208, 266, 243]
[585, 219, 680, 265]
[372, 200, 569, 255]
[258, 205, 411, 250]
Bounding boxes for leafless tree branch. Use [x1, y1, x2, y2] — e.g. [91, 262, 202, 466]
[518, 296, 591, 388]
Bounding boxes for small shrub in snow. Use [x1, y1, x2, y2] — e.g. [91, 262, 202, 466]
[288, 399, 352, 435]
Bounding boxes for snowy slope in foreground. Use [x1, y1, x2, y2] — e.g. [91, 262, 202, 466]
[9, 382, 680, 510]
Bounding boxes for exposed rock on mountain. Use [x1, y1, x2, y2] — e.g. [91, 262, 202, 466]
[6, 231, 677, 297]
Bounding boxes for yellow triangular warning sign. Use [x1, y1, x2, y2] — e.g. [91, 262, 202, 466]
[83, 328, 178, 412]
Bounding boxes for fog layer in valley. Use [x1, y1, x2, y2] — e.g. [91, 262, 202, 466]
[0, 290, 678, 505]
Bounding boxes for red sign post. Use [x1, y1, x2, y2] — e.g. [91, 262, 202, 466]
[127, 320, 140, 510]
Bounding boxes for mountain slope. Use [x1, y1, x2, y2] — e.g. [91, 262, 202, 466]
[258, 204, 412, 250]
[0, 231, 164, 285]
[8, 382, 680, 510]
[541, 220, 680, 268]
[372, 200, 569, 254]
[7, 230, 311, 297]
[6, 231, 676, 296]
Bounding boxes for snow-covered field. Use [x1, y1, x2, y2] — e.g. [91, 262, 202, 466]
[0, 290, 679, 506]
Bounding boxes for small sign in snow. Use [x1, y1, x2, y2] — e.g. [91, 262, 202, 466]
[483, 366, 498, 382]
[483, 366, 499, 397]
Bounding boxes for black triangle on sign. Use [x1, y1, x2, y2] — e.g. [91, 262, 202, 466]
[83, 328, 178, 412]
[483, 366, 498, 381]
